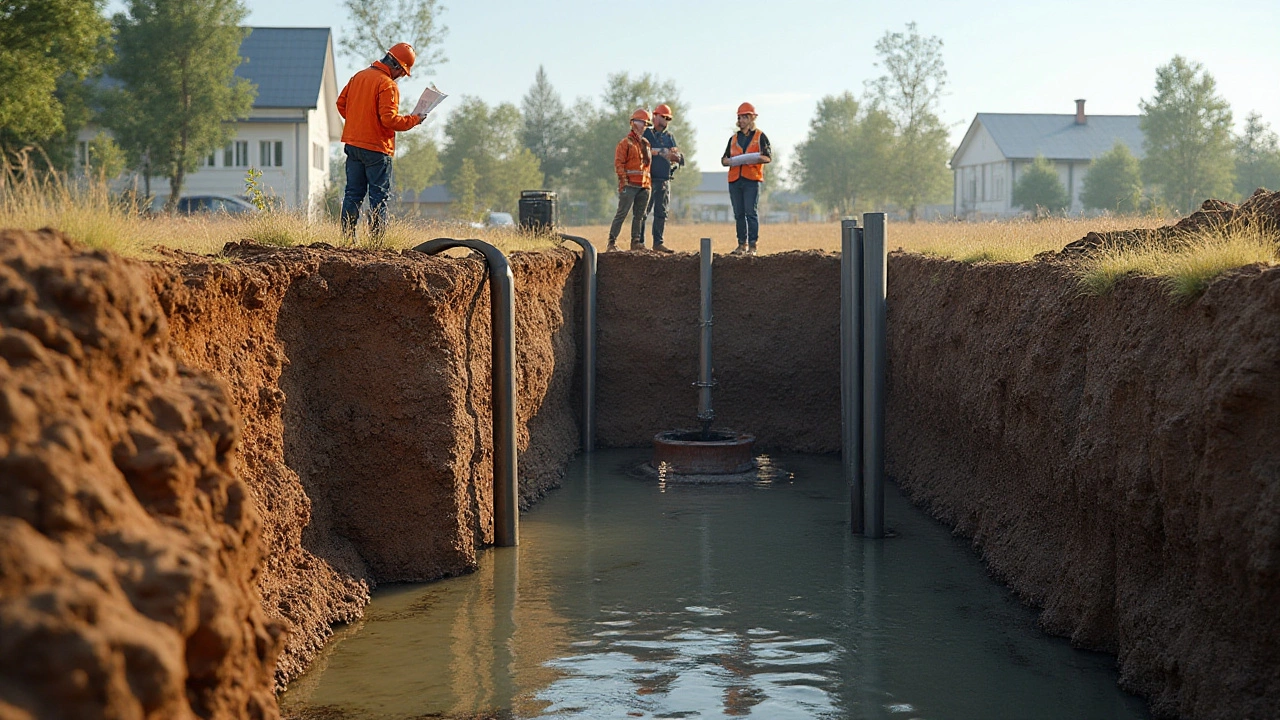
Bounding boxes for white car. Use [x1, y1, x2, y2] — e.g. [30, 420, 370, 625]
[486, 211, 515, 227]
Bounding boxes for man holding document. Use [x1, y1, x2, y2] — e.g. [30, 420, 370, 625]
[336, 42, 445, 243]
[720, 102, 772, 256]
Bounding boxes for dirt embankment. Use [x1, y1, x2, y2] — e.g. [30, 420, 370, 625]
[886, 254, 1280, 719]
[0, 230, 280, 719]
[595, 251, 841, 451]
[150, 243, 580, 687]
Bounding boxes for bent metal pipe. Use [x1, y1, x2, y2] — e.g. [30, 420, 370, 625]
[414, 238, 518, 547]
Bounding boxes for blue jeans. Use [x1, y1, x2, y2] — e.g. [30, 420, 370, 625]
[728, 179, 760, 246]
[341, 145, 393, 241]
[642, 178, 671, 245]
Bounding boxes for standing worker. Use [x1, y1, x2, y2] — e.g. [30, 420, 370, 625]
[642, 103, 684, 253]
[606, 108, 653, 252]
[721, 102, 772, 255]
[336, 42, 424, 244]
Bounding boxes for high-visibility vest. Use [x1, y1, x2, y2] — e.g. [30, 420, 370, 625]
[727, 129, 764, 183]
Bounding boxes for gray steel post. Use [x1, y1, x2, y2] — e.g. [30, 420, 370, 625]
[696, 237, 715, 433]
[861, 213, 887, 539]
[414, 238, 519, 547]
[558, 235, 597, 452]
[840, 220, 864, 534]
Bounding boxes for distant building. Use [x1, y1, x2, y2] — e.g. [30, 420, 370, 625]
[951, 100, 1143, 218]
[80, 27, 342, 216]
[686, 171, 733, 222]
[399, 183, 455, 218]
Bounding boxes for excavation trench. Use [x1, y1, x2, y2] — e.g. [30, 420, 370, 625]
[1, 221, 1277, 720]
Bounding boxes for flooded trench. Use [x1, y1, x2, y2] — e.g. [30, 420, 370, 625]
[281, 450, 1147, 719]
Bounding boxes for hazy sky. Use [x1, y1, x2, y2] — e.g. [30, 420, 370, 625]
[107, 0, 1279, 173]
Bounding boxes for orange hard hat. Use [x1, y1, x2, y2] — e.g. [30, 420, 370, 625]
[653, 103, 674, 119]
[386, 42, 416, 76]
[630, 108, 652, 125]
[737, 102, 757, 116]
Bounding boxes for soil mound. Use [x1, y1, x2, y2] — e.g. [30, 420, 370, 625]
[1058, 188, 1280, 257]
[0, 229, 281, 718]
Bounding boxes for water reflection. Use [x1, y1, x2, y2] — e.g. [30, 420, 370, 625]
[281, 450, 1148, 720]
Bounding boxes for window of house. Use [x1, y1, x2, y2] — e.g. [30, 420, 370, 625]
[312, 142, 324, 171]
[259, 140, 283, 167]
[200, 151, 216, 167]
[76, 141, 89, 171]
[226, 141, 249, 167]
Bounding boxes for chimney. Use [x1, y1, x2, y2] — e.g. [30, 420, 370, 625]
[1075, 99, 1087, 125]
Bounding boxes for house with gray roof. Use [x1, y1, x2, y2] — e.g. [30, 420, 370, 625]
[80, 27, 342, 216]
[951, 100, 1143, 217]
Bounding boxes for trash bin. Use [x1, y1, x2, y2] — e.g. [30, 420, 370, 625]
[518, 190, 557, 232]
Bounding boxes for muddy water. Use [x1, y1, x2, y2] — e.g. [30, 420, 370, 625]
[281, 450, 1148, 719]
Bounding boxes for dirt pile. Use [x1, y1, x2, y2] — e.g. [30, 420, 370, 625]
[0, 230, 281, 719]
[886, 254, 1280, 719]
[150, 242, 580, 687]
[1058, 188, 1280, 257]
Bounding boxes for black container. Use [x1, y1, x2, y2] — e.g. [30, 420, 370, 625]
[518, 190, 557, 232]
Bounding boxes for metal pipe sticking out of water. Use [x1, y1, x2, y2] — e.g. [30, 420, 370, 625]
[862, 213, 887, 539]
[696, 237, 715, 439]
[557, 234, 597, 453]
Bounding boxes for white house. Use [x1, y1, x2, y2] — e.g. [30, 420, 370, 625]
[951, 100, 1143, 218]
[687, 171, 732, 222]
[80, 27, 342, 216]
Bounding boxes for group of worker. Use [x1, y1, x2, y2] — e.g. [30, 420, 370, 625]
[337, 43, 772, 255]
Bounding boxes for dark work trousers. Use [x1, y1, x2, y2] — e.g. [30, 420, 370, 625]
[728, 178, 761, 247]
[643, 178, 671, 245]
[341, 144, 394, 242]
[608, 184, 651, 246]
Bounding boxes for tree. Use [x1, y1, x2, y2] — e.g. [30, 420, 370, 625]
[394, 131, 440, 199]
[521, 66, 573, 186]
[868, 22, 952, 220]
[450, 158, 479, 221]
[1233, 112, 1280, 199]
[87, 132, 128, 181]
[339, 0, 447, 71]
[1081, 141, 1143, 213]
[104, 0, 256, 210]
[440, 96, 542, 213]
[1013, 156, 1069, 214]
[0, 0, 112, 160]
[1139, 56, 1234, 214]
[793, 92, 895, 217]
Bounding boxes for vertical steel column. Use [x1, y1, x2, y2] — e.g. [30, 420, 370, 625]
[414, 238, 519, 547]
[861, 213, 887, 539]
[839, 219, 864, 534]
[696, 237, 715, 434]
[558, 235, 597, 452]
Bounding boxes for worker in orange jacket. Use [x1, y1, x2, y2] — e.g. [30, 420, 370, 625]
[606, 108, 653, 252]
[336, 42, 424, 243]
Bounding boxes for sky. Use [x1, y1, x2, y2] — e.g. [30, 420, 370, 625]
[107, 0, 1280, 174]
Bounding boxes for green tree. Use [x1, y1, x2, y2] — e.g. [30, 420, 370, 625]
[339, 0, 447, 71]
[869, 22, 952, 220]
[521, 65, 573, 187]
[1139, 56, 1234, 213]
[451, 157, 480, 221]
[0, 0, 112, 159]
[561, 72, 698, 223]
[87, 131, 127, 181]
[104, 0, 256, 210]
[793, 92, 895, 217]
[394, 131, 440, 199]
[1233, 112, 1280, 199]
[1013, 155, 1069, 214]
[1081, 141, 1143, 213]
[440, 96, 542, 213]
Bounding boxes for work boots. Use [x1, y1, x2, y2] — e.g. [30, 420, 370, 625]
[730, 243, 749, 256]
[653, 242, 674, 254]
[606, 240, 619, 252]
[630, 240, 645, 251]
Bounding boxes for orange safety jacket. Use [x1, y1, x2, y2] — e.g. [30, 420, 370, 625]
[336, 61, 422, 156]
[614, 131, 652, 190]
[727, 129, 765, 183]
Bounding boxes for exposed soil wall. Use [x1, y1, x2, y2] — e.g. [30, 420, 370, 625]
[595, 251, 841, 451]
[150, 243, 580, 688]
[886, 254, 1280, 719]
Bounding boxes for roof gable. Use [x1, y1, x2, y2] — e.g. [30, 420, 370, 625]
[959, 113, 1144, 163]
[237, 27, 331, 109]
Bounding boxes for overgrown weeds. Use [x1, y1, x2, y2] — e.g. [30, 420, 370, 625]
[1075, 219, 1278, 299]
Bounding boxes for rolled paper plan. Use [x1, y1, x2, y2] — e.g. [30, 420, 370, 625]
[726, 152, 763, 167]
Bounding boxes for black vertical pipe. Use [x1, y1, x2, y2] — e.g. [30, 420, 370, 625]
[840, 220, 864, 534]
[861, 213, 887, 539]
[558, 234, 597, 452]
[414, 238, 518, 547]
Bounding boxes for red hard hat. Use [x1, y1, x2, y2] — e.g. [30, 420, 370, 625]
[653, 103, 674, 119]
[630, 108, 653, 125]
[737, 102, 757, 116]
[387, 42, 416, 76]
